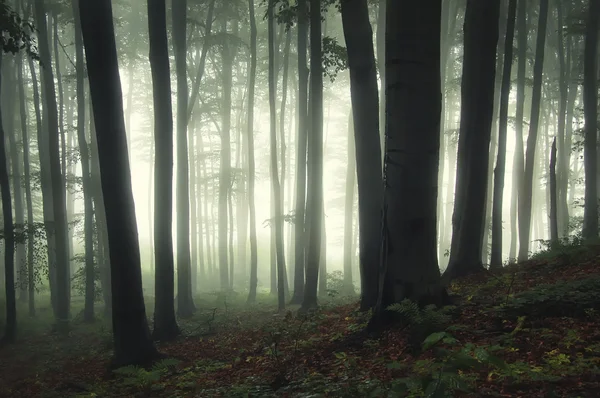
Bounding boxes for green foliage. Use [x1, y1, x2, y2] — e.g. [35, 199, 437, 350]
[0, 0, 38, 58]
[113, 358, 181, 391]
[70, 255, 103, 301]
[387, 300, 452, 346]
[388, 333, 507, 398]
[531, 233, 588, 261]
[500, 276, 600, 318]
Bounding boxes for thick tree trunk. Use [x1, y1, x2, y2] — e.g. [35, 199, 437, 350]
[340, 0, 384, 310]
[377, 0, 447, 313]
[79, 0, 160, 366]
[582, 0, 599, 240]
[445, 0, 500, 281]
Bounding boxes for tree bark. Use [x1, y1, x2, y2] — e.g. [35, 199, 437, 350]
[582, 0, 599, 240]
[518, 0, 549, 261]
[376, 0, 447, 313]
[79, 0, 160, 366]
[340, 0, 384, 310]
[445, 0, 500, 280]
[490, 0, 517, 270]
[148, 0, 179, 341]
[34, 0, 71, 329]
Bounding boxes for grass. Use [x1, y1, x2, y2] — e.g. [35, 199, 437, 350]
[1, 247, 600, 397]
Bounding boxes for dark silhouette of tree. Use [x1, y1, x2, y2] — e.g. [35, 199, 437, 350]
[376, 0, 446, 314]
[340, 0, 383, 310]
[148, 0, 179, 341]
[78, 0, 160, 367]
[445, 0, 501, 281]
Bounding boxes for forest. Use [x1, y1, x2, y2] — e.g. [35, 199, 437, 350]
[0, 0, 599, 396]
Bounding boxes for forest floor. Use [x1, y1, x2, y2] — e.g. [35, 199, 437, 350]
[1, 242, 600, 397]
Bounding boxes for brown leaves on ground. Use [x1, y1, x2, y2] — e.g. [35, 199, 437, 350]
[1, 244, 600, 397]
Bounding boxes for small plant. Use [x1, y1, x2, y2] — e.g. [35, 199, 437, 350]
[387, 300, 452, 347]
[113, 358, 180, 393]
[388, 332, 506, 397]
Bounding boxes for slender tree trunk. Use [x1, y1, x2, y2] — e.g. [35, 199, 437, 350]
[148, 0, 180, 340]
[0, 55, 16, 343]
[582, 0, 599, 239]
[173, 0, 195, 315]
[343, 113, 356, 294]
[490, 0, 517, 269]
[71, 0, 95, 322]
[509, 0, 527, 260]
[246, 0, 259, 303]
[289, 0, 308, 305]
[300, 0, 323, 312]
[518, 0, 549, 261]
[16, 52, 35, 315]
[34, 0, 71, 330]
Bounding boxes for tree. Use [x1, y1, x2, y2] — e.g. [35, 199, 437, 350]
[290, 0, 309, 305]
[582, 0, 599, 240]
[246, 0, 259, 304]
[148, 0, 179, 340]
[71, 0, 95, 322]
[268, 0, 287, 311]
[34, 0, 71, 330]
[445, 0, 501, 281]
[172, 0, 195, 316]
[490, 0, 517, 270]
[376, 0, 446, 312]
[340, 0, 383, 310]
[518, 0, 549, 260]
[301, 0, 324, 312]
[0, 53, 16, 343]
[79, 0, 160, 367]
[342, 111, 356, 293]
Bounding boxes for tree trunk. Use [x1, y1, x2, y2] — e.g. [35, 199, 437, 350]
[173, 0, 195, 316]
[34, 0, 71, 330]
[509, 0, 528, 261]
[300, 0, 323, 312]
[342, 112, 355, 294]
[79, 0, 160, 366]
[0, 54, 16, 343]
[582, 0, 599, 240]
[490, 0, 517, 270]
[518, 0, 549, 260]
[71, 0, 95, 322]
[377, 0, 447, 313]
[218, 17, 232, 292]
[340, 0, 383, 310]
[549, 137, 559, 241]
[445, 0, 500, 281]
[289, 0, 308, 305]
[148, 0, 180, 341]
[16, 52, 36, 316]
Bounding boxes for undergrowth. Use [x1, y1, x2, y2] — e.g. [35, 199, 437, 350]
[2, 244, 600, 397]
